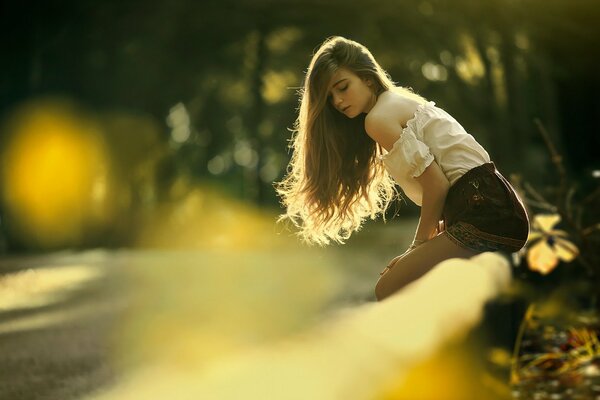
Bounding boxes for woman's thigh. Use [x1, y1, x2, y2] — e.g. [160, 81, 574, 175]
[375, 232, 481, 301]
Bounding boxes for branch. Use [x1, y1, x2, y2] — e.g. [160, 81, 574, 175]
[533, 119, 569, 200]
[523, 182, 554, 209]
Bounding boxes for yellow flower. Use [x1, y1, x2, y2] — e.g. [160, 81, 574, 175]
[525, 214, 579, 275]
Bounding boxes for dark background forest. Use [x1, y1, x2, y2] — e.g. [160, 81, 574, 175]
[1, 0, 599, 252]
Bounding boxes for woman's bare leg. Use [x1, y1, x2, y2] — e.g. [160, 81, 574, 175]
[375, 231, 481, 301]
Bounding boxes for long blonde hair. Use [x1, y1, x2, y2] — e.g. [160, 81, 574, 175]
[275, 36, 427, 246]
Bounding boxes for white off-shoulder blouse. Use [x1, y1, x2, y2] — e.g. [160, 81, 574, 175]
[378, 101, 491, 206]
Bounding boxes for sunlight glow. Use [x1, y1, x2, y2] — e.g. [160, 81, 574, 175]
[455, 33, 486, 85]
[233, 139, 259, 168]
[135, 182, 288, 250]
[0, 264, 103, 312]
[207, 154, 230, 175]
[167, 102, 191, 144]
[0, 100, 111, 247]
[259, 151, 281, 183]
[439, 50, 454, 66]
[262, 70, 297, 104]
[218, 78, 250, 106]
[486, 46, 508, 108]
[266, 27, 303, 54]
[88, 252, 511, 400]
[514, 32, 530, 51]
[421, 62, 448, 81]
[0, 301, 114, 336]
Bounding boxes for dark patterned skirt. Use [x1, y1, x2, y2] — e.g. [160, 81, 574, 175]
[441, 162, 530, 253]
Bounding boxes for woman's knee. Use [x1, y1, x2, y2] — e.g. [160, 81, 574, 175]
[374, 251, 435, 300]
[374, 233, 478, 301]
[375, 273, 399, 301]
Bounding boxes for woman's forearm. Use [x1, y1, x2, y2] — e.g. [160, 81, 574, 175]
[414, 185, 449, 242]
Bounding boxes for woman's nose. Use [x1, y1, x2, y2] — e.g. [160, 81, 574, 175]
[332, 94, 343, 106]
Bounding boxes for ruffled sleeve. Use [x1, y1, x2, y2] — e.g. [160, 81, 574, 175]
[378, 101, 437, 206]
[383, 127, 434, 178]
[403, 129, 434, 177]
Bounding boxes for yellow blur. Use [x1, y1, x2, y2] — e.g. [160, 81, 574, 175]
[1, 100, 111, 248]
[135, 180, 292, 251]
[86, 252, 513, 400]
[0, 264, 105, 335]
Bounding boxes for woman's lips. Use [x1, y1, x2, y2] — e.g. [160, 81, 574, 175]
[342, 105, 351, 113]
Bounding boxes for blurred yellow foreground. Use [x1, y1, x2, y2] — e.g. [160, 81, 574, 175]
[0, 98, 514, 400]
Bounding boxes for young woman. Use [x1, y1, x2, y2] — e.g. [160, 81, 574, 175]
[275, 36, 530, 301]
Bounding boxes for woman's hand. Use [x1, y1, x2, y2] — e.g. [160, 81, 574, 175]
[379, 238, 427, 276]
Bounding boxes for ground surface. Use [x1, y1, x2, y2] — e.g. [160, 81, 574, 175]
[0, 218, 521, 400]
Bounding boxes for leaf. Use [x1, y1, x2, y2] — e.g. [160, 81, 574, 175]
[527, 231, 543, 242]
[550, 229, 570, 237]
[533, 214, 561, 233]
[526, 240, 558, 275]
[554, 237, 579, 262]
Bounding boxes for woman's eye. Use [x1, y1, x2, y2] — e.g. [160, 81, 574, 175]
[340, 84, 348, 91]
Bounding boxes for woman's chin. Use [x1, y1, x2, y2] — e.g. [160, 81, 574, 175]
[342, 109, 358, 119]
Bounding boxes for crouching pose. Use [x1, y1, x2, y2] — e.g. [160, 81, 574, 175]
[275, 36, 529, 301]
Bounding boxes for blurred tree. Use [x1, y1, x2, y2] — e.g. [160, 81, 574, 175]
[1, 0, 598, 252]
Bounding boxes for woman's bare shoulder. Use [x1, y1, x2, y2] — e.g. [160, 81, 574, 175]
[364, 92, 425, 150]
[369, 91, 422, 128]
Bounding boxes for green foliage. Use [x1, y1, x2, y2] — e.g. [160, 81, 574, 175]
[1, 0, 598, 250]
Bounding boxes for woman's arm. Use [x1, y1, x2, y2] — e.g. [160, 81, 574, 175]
[413, 160, 450, 242]
[365, 105, 450, 242]
[378, 160, 449, 277]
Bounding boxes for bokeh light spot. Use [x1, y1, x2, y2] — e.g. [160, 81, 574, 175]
[1, 100, 110, 247]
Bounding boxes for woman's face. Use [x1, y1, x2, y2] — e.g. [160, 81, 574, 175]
[327, 68, 376, 118]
